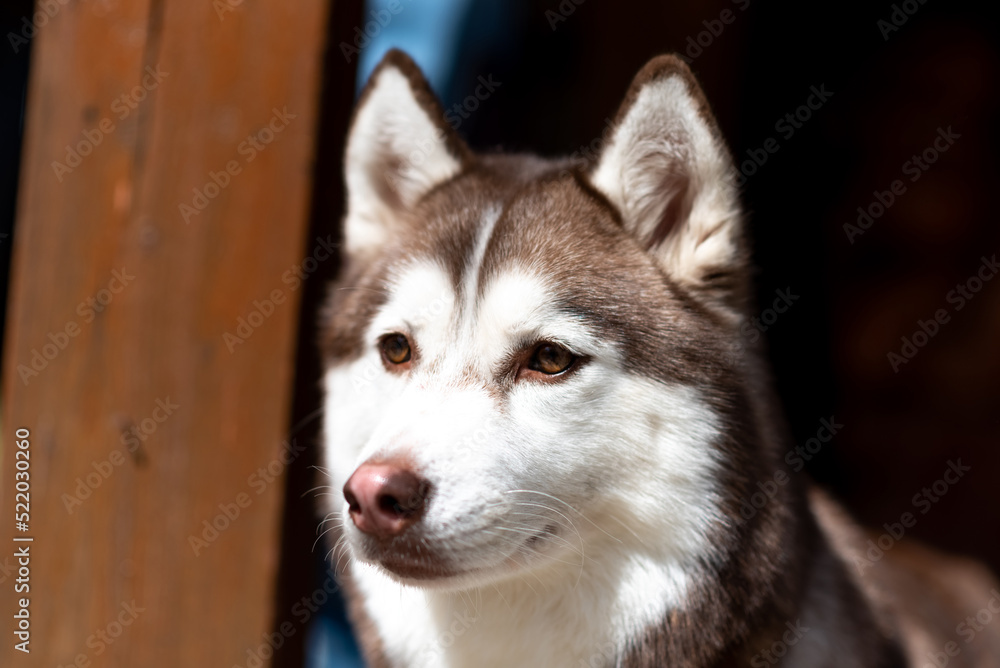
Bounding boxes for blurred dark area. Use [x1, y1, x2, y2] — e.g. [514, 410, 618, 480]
[0, 2, 33, 369]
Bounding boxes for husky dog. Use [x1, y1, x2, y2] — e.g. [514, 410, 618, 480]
[319, 49, 1000, 668]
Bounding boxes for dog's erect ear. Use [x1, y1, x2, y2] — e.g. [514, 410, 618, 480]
[343, 49, 470, 258]
[589, 55, 747, 313]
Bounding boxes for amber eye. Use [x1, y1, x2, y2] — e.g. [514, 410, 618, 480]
[381, 334, 411, 365]
[528, 343, 576, 375]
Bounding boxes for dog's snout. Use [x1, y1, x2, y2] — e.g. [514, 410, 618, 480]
[343, 460, 430, 538]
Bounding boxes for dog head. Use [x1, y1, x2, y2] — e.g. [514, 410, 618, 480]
[321, 50, 767, 590]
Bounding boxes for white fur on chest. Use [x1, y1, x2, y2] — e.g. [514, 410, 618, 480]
[354, 550, 691, 668]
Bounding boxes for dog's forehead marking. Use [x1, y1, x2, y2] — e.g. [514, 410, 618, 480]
[386, 261, 453, 309]
[371, 261, 456, 349]
[476, 269, 548, 333]
[373, 199, 506, 343]
[475, 269, 603, 352]
[462, 204, 503, 318]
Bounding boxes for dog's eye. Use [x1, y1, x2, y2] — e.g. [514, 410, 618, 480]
[528, 343, 576, 375]
[381, 334, 412, 365]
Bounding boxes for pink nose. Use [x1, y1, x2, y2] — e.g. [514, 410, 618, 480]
[343, 460, 430, 538]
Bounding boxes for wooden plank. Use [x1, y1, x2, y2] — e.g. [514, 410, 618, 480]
[1, 1, 330, 665]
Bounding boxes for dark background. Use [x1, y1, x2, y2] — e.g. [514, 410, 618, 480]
[2, 1, 997, 665]
[0, 3, 32, 354]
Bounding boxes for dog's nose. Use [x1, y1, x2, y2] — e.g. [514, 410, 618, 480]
[343, 460, 430, 538]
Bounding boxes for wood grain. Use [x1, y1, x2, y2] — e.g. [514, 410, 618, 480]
[1, 0, 331, 665]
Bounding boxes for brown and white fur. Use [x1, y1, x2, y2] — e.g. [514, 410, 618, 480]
[318, 50, 1000, 668]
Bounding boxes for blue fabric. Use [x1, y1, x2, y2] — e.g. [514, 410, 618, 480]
[356, 0, 475, 97]
[306, 612, 364, 668]
[303, 556, 363, 668]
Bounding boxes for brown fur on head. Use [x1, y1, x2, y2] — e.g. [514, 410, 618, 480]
[319, 50, 997, 668]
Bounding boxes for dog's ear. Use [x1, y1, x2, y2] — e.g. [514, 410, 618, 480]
[343, 49, 470, 258]
[589, 55, 747, 314]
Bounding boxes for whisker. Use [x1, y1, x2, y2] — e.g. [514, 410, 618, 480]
[503, 502, 587, 552]
[607, 514, 644, 544]
[309, 464, 335, 479]
[504, 489, 624, 544]
[492, 526, 585, 563]
[504, 508, 577, 533]
[301, 484, 336, 497]
[336, 285, 389, 297]
[490, 581, 512, 612]
[312, 524, 342, 552]
[332, 535, 352, 574]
